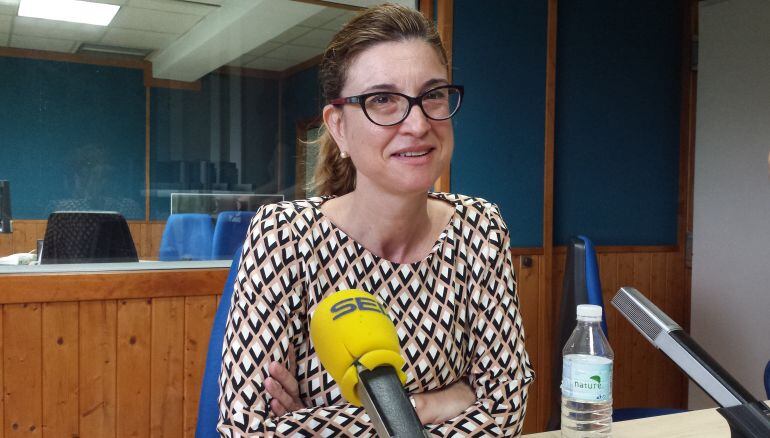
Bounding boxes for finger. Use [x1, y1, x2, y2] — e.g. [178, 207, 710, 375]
[265, 377, 298, 411]
[269, 362, 301, 400]
[270, 398, 287, 417]
[288, 343, 297, 376]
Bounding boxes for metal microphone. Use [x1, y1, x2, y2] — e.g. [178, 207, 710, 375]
[611, 287, 770, 437]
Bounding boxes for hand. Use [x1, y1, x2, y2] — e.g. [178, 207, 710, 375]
[412, 379, 476, 425]
[265, 346, 304, 417]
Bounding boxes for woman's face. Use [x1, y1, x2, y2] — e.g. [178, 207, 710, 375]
[324, 39, 454, 195]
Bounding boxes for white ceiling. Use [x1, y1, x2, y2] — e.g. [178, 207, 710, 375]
[0, 0, 416, 80]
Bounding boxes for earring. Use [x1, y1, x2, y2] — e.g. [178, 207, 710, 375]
[340, 151, 349, 159]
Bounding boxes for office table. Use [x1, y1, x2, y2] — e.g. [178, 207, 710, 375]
[524, 401, 770, 437]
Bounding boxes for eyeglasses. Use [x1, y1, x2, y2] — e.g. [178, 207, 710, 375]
[329, 85, 464, 127]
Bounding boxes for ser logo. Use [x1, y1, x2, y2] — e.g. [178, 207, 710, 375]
[330, 296, 387, 320]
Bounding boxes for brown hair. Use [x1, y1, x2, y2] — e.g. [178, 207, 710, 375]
[310, 3, 448, 196]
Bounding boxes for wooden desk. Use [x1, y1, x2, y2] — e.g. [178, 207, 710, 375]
[525, 402, 770, 437]
[0, 266, 228, 437]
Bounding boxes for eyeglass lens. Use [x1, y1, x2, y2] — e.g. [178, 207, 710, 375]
[363, 86, 461, 126]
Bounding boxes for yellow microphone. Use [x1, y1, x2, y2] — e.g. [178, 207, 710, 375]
[310, 289, 426, 437]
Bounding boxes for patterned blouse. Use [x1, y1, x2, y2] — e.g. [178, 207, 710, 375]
[218, 193, 534, 437]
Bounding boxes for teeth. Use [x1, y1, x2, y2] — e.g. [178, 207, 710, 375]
[398, 151, 429, 157]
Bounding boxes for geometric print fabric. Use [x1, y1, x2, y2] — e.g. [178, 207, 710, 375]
[218, 192, 534, 437]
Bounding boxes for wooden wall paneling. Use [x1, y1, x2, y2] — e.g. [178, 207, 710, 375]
[139, 223, 151, 259]
[116, 299, 151, 438]
[597, 253, 625, 408]
[614, 253, 635, 408]
[630, 254, 652, 407]
[515, 254, 540, 435]
[666, 251, 687, 407]
[535, 254, 548, 431]
[183, 296, 218, 436]
[150, 298, 185, 438]
[419, 0, 433, 20]
[35, 223, 46, 246]
[41, 302, 79, 437]
[79, 300, 117, 438]
[150, 223, 166, 261]
[4, 303, 43, 437]
[3, 220, 46, 255]
[10, 221, 37, 254]
[541, 251, 563, 428]
[597, 254, 618, 349]
[648, 253, 668, 406]
[0, 233, 11, 257]
[128, 222, 144, 259]
[551, 253, 566, 307]
[539, 0, 558, 429]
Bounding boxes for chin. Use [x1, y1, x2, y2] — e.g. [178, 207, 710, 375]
[387, 177, 438, 195]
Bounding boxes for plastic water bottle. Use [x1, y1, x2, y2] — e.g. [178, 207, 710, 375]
[561, 304, 614, 437]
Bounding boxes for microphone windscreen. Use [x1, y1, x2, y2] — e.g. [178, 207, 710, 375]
[310, 289, 406, 406]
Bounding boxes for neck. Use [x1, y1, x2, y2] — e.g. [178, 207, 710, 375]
[338, 185, 434, 264]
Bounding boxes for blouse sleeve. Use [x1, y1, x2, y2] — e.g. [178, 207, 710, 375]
[426, 203, 535, 437]
[217, 204, 375, 437]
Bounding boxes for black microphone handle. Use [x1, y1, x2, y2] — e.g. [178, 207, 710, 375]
[357, 365, 427, 438]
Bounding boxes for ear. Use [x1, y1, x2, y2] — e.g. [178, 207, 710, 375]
[323, 104, 348, 153]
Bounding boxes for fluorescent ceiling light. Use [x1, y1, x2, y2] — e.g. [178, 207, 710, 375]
[19, 0, 120, 26]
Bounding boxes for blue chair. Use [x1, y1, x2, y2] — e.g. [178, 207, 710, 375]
[764, 360, 770, 399]
[196, 249, 242, 437]
[211, 211, 255, 260]
[548, 236, 685, 430]
[579, 236, 608, 335]
[158, 213, 213, 261]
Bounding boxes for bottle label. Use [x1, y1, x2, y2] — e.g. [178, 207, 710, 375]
[562, 355, 612, 401]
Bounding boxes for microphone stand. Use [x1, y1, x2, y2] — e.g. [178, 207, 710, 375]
[611, 287, 770, 438]
[717, 402, 770, 438]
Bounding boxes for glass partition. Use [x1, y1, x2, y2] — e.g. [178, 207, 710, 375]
[0, 0, 416, 270]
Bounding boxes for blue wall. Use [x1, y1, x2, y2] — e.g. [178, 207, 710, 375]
[452, 0, 682, 247]
[0, 57, 145, 219]
[452, 0, 548, 247]
[1, 0, 684, 246]
[553, 0, 682, 245]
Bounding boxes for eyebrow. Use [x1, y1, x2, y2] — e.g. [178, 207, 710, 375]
[360, 78, 450, 94]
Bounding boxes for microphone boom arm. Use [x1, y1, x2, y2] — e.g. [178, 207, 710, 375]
[611, 287, 770, 438]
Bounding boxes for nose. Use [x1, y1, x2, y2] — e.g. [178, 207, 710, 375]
[399, 103, 431, 136]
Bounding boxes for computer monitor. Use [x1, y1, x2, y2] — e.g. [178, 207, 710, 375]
[0, 180, 11, 234]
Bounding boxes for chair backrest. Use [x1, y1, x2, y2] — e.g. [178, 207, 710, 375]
[211, 211, 255, 260]
[40, 211, 138, 264]
[547, 235, 607, 429]
[159, 213, 213, 261]
[195, 249, 242, 437]
[765, 359, 770, 400]
[577, 235, 608, 334]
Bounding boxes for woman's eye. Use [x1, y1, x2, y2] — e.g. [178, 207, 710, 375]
[424, 89, 447, 100]
[370, 94, 393, 105]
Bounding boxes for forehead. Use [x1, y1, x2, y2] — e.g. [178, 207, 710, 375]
[343, 39, 447, 92]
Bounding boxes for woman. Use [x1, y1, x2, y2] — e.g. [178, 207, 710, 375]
[218, 4, 534, 436]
